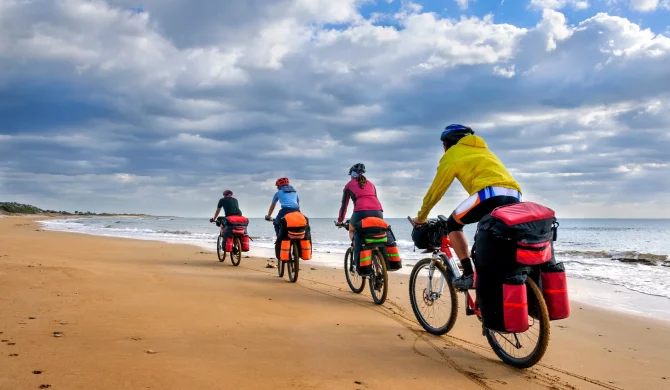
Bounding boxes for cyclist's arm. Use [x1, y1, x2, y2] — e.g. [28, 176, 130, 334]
[417, 160, 456, 222]
[213, 198, 225, 220]
[266, 203, 276, 218]
[337, 188, 351, 224]
[267, 193, 278, 217]
[213, 207, 222, 220]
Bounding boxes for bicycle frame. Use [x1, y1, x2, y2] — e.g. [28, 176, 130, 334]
[427, 238, 481, 318]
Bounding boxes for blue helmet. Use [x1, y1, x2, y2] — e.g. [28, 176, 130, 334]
[440, 124, 474, 144]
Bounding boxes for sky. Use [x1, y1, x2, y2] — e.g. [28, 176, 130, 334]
[1, 0, 670, 219]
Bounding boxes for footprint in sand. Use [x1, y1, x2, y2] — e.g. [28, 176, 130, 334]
[33, 371, 42, 375]
[39, 385, 51, 389]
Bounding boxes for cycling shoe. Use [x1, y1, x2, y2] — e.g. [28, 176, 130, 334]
[453, 274, 474, 291]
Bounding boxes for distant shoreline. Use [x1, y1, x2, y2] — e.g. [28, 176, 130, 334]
[0, 201, 173, 218]
[0, 212, 172, 218]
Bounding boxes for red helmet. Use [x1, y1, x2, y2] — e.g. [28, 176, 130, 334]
[275, 177, 290, 187]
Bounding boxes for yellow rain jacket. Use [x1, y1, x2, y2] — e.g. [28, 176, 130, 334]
[417, 135, 521, 222]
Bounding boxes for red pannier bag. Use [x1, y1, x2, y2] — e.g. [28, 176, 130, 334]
[225, 215, 249, 239]
[225, 237, 233, 253]
[477, 272, 530, 333]
[540, 262, 570, 320]
[240, 235, 250, 252]
[502, 275, 530, 333]
[225, 215, 249, 224]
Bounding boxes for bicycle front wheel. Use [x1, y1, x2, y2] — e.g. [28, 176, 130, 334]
[287, 240, 300, 283]
[217, 236, 226, 262]
[231, 236, 242, 266]
[408, 258, 459, 335]
[485, 277, 551, 369]
[344, 247, 365, 294]
[369, 249, 388, 304]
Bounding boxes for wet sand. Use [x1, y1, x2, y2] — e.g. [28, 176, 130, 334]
[1, 217, 669, 389]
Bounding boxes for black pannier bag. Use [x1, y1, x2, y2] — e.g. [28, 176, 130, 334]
[411, 220, 448, 250]
[473, 202, 561, 332]
[474, 202, 557, 274]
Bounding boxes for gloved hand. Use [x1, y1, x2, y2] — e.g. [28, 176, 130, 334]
[264, 215, 272, 221]
[411, 217, 425, 226]
[209, 218, 215, 223]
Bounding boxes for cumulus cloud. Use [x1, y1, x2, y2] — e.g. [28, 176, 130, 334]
[454, 0, 473, 10]
[1, 0, 670, 218]
[529, 0, 590, 10]
[628, 0, 659, 12]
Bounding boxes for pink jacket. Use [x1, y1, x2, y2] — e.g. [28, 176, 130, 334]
[337, 179, 383, 223]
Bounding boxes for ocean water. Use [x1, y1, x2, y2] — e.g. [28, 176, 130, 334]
[39, 217, 670, 300]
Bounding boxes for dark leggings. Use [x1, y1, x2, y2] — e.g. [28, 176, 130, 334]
[350, 210, 383, 228]
[446, 196, 520, 232]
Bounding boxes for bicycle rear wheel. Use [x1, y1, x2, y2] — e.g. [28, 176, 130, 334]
[344, 247, 365, 294]
[369, 249, 388, 304]
[485, 277, 550, 369]
[287, 240, 300, 283]
[217, 236, 226, 262]
[408, 258, 459, 335]
[231, 236, 242, 266]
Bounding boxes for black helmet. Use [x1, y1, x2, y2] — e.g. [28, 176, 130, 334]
[440, 124, 474, 144]
[349, 163, 366, 175]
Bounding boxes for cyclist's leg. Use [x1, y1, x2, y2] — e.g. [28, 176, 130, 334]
[447, 191, 483, 275]
[216, 216, 226, 236]
[450, 189, 521, 289]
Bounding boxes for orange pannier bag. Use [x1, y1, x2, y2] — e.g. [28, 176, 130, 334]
[299, 240, 312, 260]
[284, 212, 307, 228]
[279, 240, 291, 261]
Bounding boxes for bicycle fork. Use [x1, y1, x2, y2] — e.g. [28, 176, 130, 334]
[425, 253, 457, 301]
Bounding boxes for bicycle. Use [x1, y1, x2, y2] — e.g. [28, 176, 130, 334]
[266, 217, 300, 283]
[406, 216, 550, 369]
[212, 221, 243, 266]
[335, 220, 388, 305]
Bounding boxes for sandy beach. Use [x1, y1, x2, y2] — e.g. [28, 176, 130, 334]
[1, 217, 669, 390]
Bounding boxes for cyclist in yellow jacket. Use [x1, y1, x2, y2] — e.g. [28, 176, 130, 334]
[412, 125, 522, 291]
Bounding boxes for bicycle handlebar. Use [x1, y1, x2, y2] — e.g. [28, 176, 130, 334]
[334, 220, 350, 230]
[407, 215, 450, 228]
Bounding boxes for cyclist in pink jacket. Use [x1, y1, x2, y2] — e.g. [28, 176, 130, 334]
[336, 163, 384, 242]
